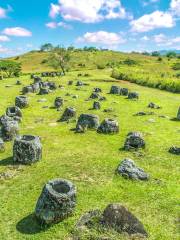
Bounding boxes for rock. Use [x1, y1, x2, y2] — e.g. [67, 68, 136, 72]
[68, 80, 73, 85]
[177, 107, 180, 120]
[54, 97, 64, 109]
[72, 95, 78, 99]
[94, 87, 102, 93]
[97, 119, 119, 134]
[13, 135, 42, 164]
[169, 146, 180, 155]
[102, 203, 148, 237]
[16, 80, 21, 85]
[93, 101, 101, 110]
[15, 96, 29, 109]
[22, 85, 34, 94]
[39, 87, 50, 95]
[110, 86, 121, 94]
[76, 210, 102, 229]
[1, 120, 19, 141]
[99, 96, 107, 101]
[117, 159, 149, 180]
[35, 179, 76, 224]
[60, 107, 76, 122]
[89, 92, 99, 99]
[134, 112, 154, 116]
[124, 132, 145, 150]
[0, 138, 5, 152]
[148, 102, 161, 109]
[6, 106, 22, 119]
[31, 83, 40, 93]
[120, 88, 129, 96]
[128, 92, 139, 100]
[76, 81, 83, 86]
[76, 114, 99, 132]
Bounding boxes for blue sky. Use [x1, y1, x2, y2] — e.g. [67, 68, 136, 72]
[0, 0, 179, 57]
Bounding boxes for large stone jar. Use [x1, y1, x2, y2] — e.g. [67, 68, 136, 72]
[35, 179, 76, 224]
[15, 96, 29, 109]
[13, 135, 42, 164]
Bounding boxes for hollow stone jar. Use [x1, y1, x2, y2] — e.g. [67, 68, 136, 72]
[35, 179, 76, 224]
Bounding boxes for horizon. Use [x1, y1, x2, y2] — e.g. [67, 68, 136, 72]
[0, 0, 180, 57]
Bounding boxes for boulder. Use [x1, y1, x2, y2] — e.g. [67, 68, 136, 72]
[128, 92, 139, 100]
[93, 101, 101, 110]
[76, 210, 102, 229]
[97, 119, 119, 134]
[76, 114, 99, 132]
[15, 96, 29, 109]
[169, 146, 180, 155]
[120, 88, 129, 96]
[60, 107, 76, 122]
[124, 132, 145, 150]
[177, 107, 180, 120]
[13, 135, 42, 164]
[35, 179, 76, 224]
[110, 86, 121, 94]
[148, 102, 161, 109]
[54, 97, 64, 109]
[117, 159, 149, 180]
[102, 203, 148, 237]
[1, 120, 19, 141]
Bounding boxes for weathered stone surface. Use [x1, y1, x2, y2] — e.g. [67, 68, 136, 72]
[22, 85, 33, 94]
[76, 210, 102, 229]
[120, 88, 129, 96]
[97, 119, 119, 134]
[94, 87, 102, 93]
[54, 97, 64, 109]
[93, 101, 101, 110]
[76, 114, 99, 132]
[60, 107, 76, 122]
[148, 102, 161, 109]
[117, 159, 149, 180]
[1, 120, 19, 141]
[13, 135, 42, 164]
[102, 203, 148, 237]
[39, 87, 50, 95]
[15, 96, 29, 109]
[0, 138, 5, 152]
[68, 80, 73, 85]
[169, 146, 180, 155]
[48, 82, 57, 90]
[128, 92, 139, 100]
[110, 86, 121, 94]
[35, 179, 76, 224]
[6, 106, 22, 119]
[177, 107, 180, 120]
[89, 92, 99, 99]
[124, 132, 145, 150]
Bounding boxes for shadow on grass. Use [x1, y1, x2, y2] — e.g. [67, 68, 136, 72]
[16, 213, 49, 235]
[0, 156, 14, 166]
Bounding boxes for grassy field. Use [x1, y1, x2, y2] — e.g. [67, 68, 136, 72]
[0, 68, 179, 239]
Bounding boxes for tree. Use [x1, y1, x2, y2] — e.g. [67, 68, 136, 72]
[0, 60, 21, 78]
[151, 51, 160, 57]
[166, 51, 176, 58]
[40, 43, 53, 52]
[48, 47, 71, 75]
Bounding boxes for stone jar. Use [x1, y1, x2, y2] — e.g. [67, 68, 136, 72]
[128, 92, 139, 99]
[60, 107, 76, 122]
[35, 179, 76, 224]
[124, 132, 145, 150]
[97, 118, 119, 134]
[54, 97, 64, 109]
[15, 96, 29, 109]
[13, 135, 42, 164]
[76, 114, 99, 132]
[110, 85, 121, 94]
[1, 120, 19, 141]
[93, 101, 101, 110]
[6, 106, 22, 118]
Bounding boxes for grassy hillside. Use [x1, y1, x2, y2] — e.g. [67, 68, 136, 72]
[0, 69, 179, 239]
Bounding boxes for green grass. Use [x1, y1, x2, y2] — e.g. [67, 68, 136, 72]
[0, 69, 179, 240]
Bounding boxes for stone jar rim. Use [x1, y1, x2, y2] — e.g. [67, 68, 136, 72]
[17, 135, 39, 142]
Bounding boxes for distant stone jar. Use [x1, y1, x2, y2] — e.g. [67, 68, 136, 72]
[68, 80, 73, 85]
[22, 85, 34, 94]
[39, 87, 50, 95]
[89, 92, 99, 99]
[120, 88, 129, 96]
[54, 97, 64, 109]
[6, 106, 22, 119]
[124, 132, 145, 150]
[60, 107, 76, 122]
[97, 118, 119, 134]
[13, 135, 42, 164]
[93, 101, 101, 110]
[35, 179, 76, 224]
[128, 92, 139, 100]
[169, 146, 180, 155]
[117, 159, 149, 180]
[15, 96, 29, 109]
[76, 114, 99, 132]
[110, 85, 121, 94]
[1, 120, 19, 141]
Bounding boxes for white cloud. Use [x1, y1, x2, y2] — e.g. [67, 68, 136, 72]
[141, 36, 149, 41]
[2, 27, 32, 37]
[142, 0, 160, 7]
[49, 0, 131, 23]
[0, 35, 10, 42]
[0, 45, 9, 54]
[170, 0, 180, 16]
[153, 33, 180, 46]
[130, 11, 174, 32]
[46, 22, 57, 29]
[46, 21, 72, 29]
[76, 31, 126, 46]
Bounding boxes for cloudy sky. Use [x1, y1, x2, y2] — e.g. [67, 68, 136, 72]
[0, 0, 180, 56]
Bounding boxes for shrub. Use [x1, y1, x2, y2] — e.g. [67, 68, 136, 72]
[97, 63, 106, 69]
[172, 62, 180, 70]
[123, 58, 137, 66]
